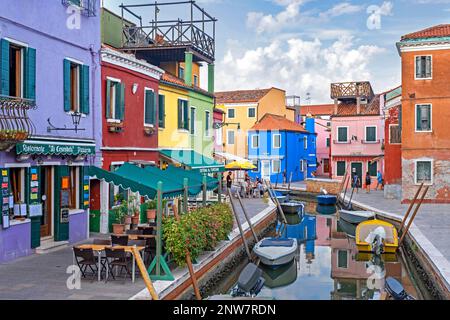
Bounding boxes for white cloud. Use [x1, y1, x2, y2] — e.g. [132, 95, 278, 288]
[319, 2, 364, 18]
[247, 0, 306, 34]
[216, 36, 386, 104]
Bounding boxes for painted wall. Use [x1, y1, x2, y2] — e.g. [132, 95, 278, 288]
[188, 91, 215, 157]
[101, 8, 134, 49]
[314, 117, 331, 177]
[158, 84, 190, 150]
[213, 110, 224, 153]
[384, 105, 402, 185]
[101, 60, 160, 169]
[248, 129, 317, 183]
[0, 0, 102, 165]
[400, 48, 450, 203]
[69, 211, 88, 244]
[0, 221, 32, 263]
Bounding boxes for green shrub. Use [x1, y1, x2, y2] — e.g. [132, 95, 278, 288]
[162, 203, 234, 267]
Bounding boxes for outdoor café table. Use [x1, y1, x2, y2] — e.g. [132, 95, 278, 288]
[76, 244, 145, 283]
[112, 234, 156, 240]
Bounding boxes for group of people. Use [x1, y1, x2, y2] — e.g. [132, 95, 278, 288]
[351, 169, 384, 194]
[225, 171, 265, 198]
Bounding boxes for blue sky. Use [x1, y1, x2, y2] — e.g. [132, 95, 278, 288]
[103, 0, 450, 103]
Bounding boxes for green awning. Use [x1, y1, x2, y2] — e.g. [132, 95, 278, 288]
[114, 163, 185, 199]
[87, 166, 157, 199]
[160, 149, 224, 173]
[17, 140, 95, 156]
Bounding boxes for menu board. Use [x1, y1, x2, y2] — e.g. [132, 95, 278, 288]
[1, 169, 10, 229]
[29, 168, 40, 203]
[82, 175, 90, 208]
[60, 208, 69, 224]
[61, 189, 70, 208]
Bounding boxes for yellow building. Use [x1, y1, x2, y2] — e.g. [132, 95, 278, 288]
[215, 88, 296, 158]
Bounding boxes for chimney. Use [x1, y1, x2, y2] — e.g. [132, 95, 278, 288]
[357, 96, 361, 114]
[295, 105, 301, 124]
[334, 98, 338, 115]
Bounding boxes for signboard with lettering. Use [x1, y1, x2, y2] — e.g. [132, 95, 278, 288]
[16, 142, 95, 156]
[60, 208, 69, 224]
[1, 169, 9, 229]
[29, 204, 43, 217]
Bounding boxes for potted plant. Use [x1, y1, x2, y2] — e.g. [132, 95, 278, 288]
[128, 195, 141, 225]
[112, 203, 127, 234]
[146, 200, 157, 221]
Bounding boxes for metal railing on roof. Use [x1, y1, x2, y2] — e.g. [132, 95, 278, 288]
[62, 0, 96, 17]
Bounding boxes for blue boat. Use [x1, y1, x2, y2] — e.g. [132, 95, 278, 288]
[316, 203, 337, 215]
[317, 194, 337, 205]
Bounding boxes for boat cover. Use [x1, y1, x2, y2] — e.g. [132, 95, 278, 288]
[260, 238, 295, 248]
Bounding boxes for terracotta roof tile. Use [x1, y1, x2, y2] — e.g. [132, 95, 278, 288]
[401, 24, 450, 41]
[333, 95, 381, 117]
[300, 104, 334, 116]
[161, 72, 213, 97]
[251, 114, 309, 133]
[215, 89, 272, 104]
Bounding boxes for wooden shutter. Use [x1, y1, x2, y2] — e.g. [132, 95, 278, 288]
[177, 100, 182, 129]
[0, 39, 10, 96]
[80, 65, 89, 114]
[158, 94, 165, 128]
[54, 166, 69, 241]
[24, 47, 36, 100]
[416, 105, 423, 130]
[63, 59, 71, 112]
[415, 57, 422, 78]
[425, 56, 432, 78]
[144, 90, 155, 125]
[184, 100, 189, 130]
[105, 79, 111, 119]
[116, 83, 125, 121]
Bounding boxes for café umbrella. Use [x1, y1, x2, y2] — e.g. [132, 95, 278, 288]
[225, 160, 257, 171]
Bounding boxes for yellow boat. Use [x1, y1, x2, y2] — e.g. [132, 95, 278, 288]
[355, 219, 399, 254]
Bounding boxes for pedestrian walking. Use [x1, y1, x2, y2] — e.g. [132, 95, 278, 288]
[352, 169, 360, 193]
[226, 171, 233, 190]
[376, 170, 383, 190]
[365, 172, 372, 193]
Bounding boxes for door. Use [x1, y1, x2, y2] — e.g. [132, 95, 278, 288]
[40, 167, 53, 238]
[323, 159, 330, 174]
[351, 162, 363, 188]
[261, 161, 270, 180]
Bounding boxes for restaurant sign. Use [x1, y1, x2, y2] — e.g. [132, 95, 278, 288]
[17, 142, 95, 156]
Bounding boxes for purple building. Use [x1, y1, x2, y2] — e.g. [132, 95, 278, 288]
[0, 0, 101, 262]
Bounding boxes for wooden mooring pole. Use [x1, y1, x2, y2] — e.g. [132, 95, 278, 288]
[399, 186, 429, 246]
[236, 192, 259, 243]
[399, 183, 424, 232]
[228, 189, 252, 261]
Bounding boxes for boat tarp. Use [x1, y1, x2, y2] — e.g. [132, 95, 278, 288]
[260, 238, 295, 248]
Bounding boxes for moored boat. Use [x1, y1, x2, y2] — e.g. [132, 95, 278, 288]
[280, 201, 305, 215]
[385, 277, 415, 300]
[253, 237, 298, 267]
[339, 210, 375, 224]
[317, 194, 337, 205]
[355, 220, 398, 254]
[316, 203, 337, 215]
[338, 218, 356, 238]
[260, 260, 297, 289]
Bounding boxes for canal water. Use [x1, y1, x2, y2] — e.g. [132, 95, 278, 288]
[208, 200, 431, 300]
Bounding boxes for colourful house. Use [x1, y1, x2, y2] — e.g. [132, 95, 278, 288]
[383, 86, 402, 199]
[216, 88, 296, 159]
[248, 114, 317, 183]
[301, 104, 334, 178]
[0, 0, 101, 262]
[330, 82, 384, 188]
[397, 25, 450, 203]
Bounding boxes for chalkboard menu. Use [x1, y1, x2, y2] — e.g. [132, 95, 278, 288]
[60, 189, 70, 208]
[60, 208, 69, 224]
[1, 169, 10, 229]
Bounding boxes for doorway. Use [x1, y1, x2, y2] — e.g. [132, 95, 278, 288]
[323, 159, 330, 174]
[40, 167, 53, 238]
[351, 162, 363, 188]
[261, 161, 270, 180]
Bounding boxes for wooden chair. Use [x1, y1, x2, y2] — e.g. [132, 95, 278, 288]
[104, 247, 132, 282]
[111, 234, 129, 246]
[73, 247, 103, 280]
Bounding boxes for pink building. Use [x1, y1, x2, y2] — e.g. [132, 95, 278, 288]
[301, 104, 334, 177]
[330, 82, 385, 188]
[213, 108, 225, 154]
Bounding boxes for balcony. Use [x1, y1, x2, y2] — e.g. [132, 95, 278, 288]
[330, 81, 374, 102]
[120, 1, 217, 64]
[62, 0, 96, 17]
[362, 139, 381, 144]
[0, 95, 36, 150]
[333, 140, 351, 144]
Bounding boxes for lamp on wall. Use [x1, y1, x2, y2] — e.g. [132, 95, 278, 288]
[132, 83, 139, 94]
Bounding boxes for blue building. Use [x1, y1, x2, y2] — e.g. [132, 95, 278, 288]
[248, 114, 317, 183]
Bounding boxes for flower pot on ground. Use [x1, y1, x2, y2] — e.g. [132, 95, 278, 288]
[132, 216, 140, 225]
[146, 209, 156, 221]
[112, 223, 125, 234]
[124, 215, 132, 225]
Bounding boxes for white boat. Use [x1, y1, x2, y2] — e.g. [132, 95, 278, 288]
[339, 210, 375, 224]
[253, 238, 298, 266]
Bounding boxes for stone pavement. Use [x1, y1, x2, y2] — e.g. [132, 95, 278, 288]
[230, 197, 270, 229]
[0, 236, 147, 300]
[345, 190, 450, 260]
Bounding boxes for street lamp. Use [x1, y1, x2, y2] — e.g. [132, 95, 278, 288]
[47, 112, 85, 133]
[213, 122, 241, 131]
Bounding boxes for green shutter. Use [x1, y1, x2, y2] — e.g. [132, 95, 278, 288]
[144, 90, 155, 125]
[24, 47, 36, 100]
[54, 166, 69, 242]
[337, 161, 346, 176]
[80, 65, 89, 114]
[416, 105, 421, 131]
[63, 59, 71, 112]
[158, 95, 165, 128]
[0, 39, 10, 96]
[177, 100, 182, 129]
[115, 83, 125, 121]
[184, 101, 189, 130]
[105, 79, 111, 119]
[369, 162, 377, 177]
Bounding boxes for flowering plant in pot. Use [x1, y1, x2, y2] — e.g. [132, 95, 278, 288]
[145, 200, 157, 221]
[128, 194, 141, 225]
[112, 203, 128, 234]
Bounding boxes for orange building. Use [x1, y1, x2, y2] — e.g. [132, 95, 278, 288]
[397, 25, 450, 203]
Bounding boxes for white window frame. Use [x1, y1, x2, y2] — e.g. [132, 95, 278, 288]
[177, 98, 189, 132]
[106, 77, 122, 122]
[252, 160, 259, 173]
[273, 134, 281, 149]
[227, 129, 235, 145]
[300, 160, 306, 172]
[337, 249, 349, 269]
[336, 126, 349, 143]
[415, 103, 433, 133]
[205, 110, 211, 137]
[143, 87, 155, 127]
[190, 106, 196, 136]
[389, 124, 401, 145]
[248, 107, 256, 118]
[68, 61, 81, 113]
[7, 40, 27, 99]
[227, 108, 236, 119]
[364, 125, 378, 143]
[215, 123, 223, 145]
[193, 74, 199, 87]
[414, 55, 433, 80]
[414, 159, 433, 186]
[251, 134, 259, 148]
[272, 160, 281, 174]
[303, 136, 308, 150]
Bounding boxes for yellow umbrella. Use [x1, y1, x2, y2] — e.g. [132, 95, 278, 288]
[225, 160, 257, 171]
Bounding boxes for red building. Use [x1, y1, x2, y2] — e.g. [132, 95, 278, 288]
[383, 86, 402, 199]
[100, 46, 164, 170]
